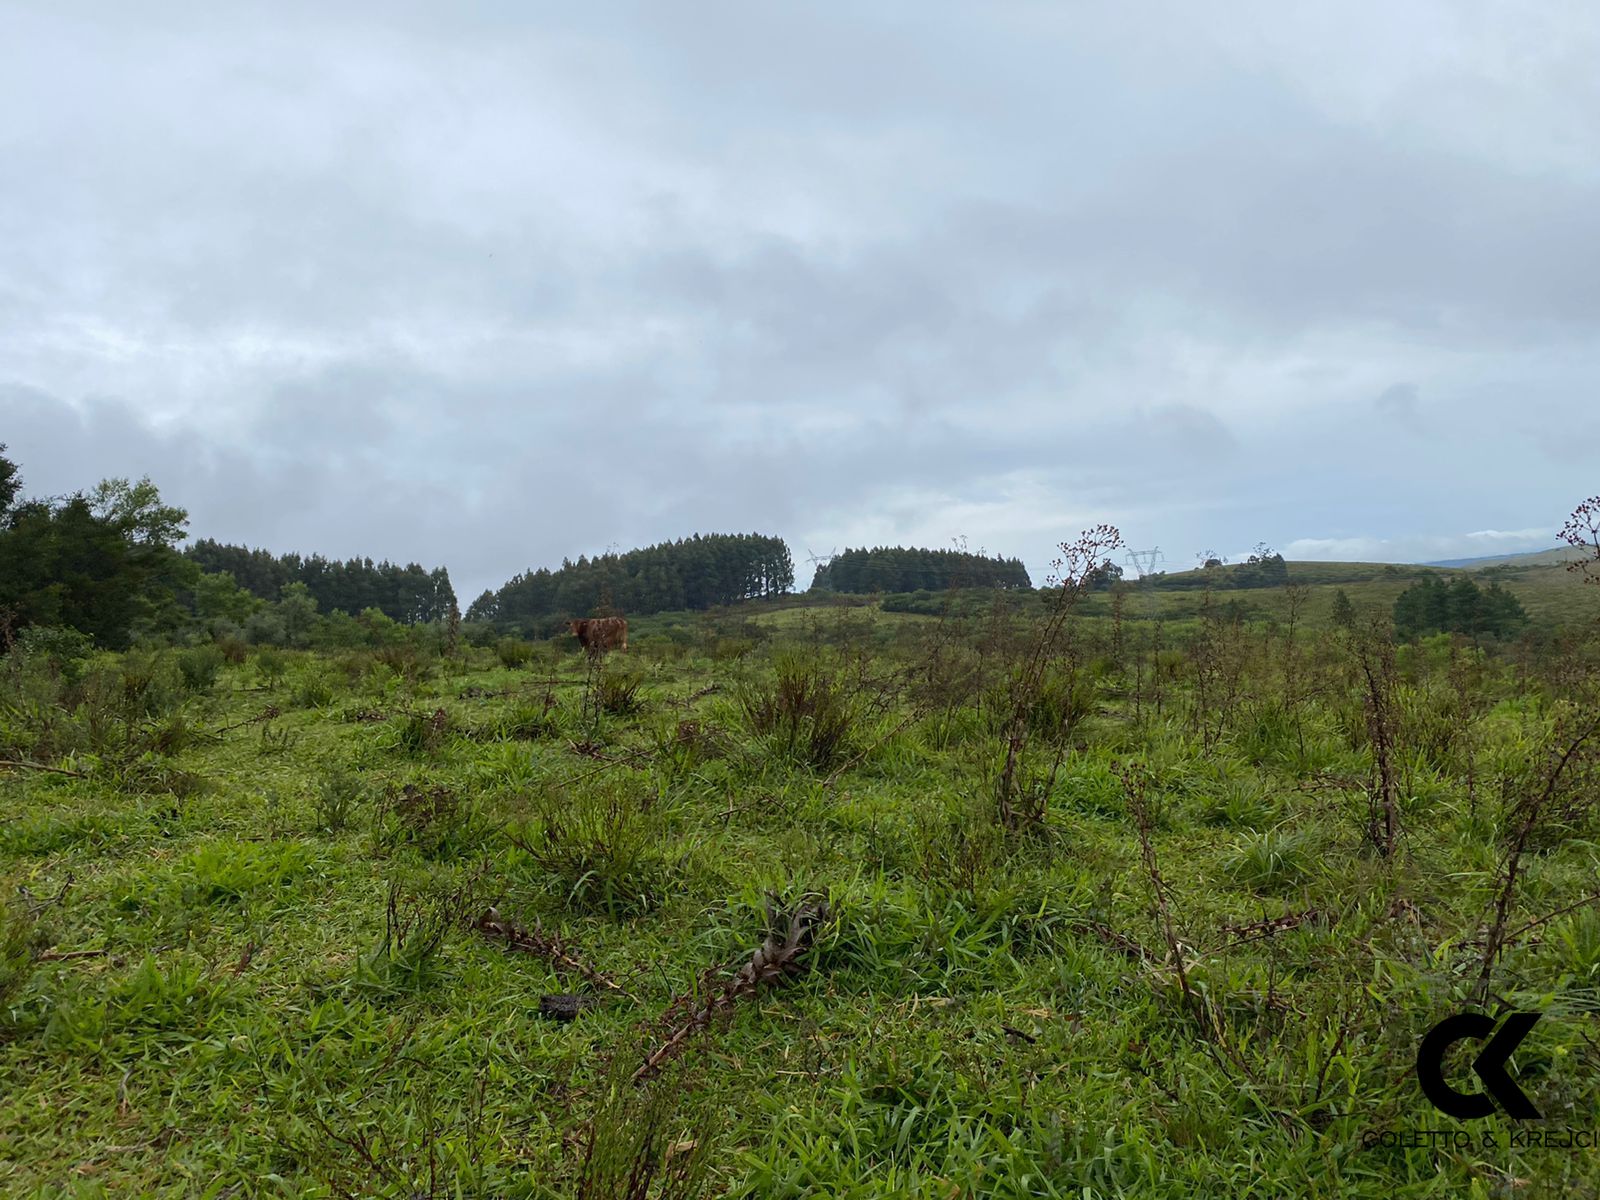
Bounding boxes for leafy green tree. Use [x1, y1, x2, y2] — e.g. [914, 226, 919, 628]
[276, 581, 320, 646]
[90, 477, 188, 547]
[1331, 589, 1356, 629]
[0, 456, 192, 648]
[1085, 559, 1124, 590]
[195, 570, 260, 625]
[0, 445, 20, 516]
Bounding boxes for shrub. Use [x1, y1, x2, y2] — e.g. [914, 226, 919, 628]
[373, 643, 425, 682]
[118, 651, 180, 718]
[176, 644, 225, 694]
[216, 635, 250, 665]
[254, 647, 288, 687]
[15, 627, 95, 684]
[710, 637, 756, 662]
[244, 609, 288, 646]
[314, 767, 365, 834]
[495, 638, 535, 669]
[289, 669, 335, 710]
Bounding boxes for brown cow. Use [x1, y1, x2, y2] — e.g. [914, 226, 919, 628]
[567, 616, 628, 655]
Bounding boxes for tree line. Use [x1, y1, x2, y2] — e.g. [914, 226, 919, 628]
[185, 539, 457, 625]
[1392, 574, 1529, 640]
[468, 533, 795, 629]
[809, 546, 1032, 594]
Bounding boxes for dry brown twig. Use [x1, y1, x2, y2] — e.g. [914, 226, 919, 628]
[0, 758, 87, 778]
[1211, 908, 1322, 954]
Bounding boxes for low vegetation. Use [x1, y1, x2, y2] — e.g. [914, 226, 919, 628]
[5, 453, 1600, 1196]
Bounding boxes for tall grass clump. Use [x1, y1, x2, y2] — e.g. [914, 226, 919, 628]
[737, 650, 861, 772]
[596, 664, 645, 715]
[1222, 828, 1316, 895]
[0, 895, 38, 1017]
[314, 766, 365, 834]
[508, 781, 670, 918]
[355, 873, 476, 996]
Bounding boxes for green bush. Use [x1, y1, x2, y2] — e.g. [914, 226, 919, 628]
[215, 635, 249, 664]
[177, 644, 225, 694]
[254, 647, 288, 687]
[289, 667, 335, 709]
[495, 638, 534, 669]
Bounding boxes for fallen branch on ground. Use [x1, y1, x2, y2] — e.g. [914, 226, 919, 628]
[1211, 908, 1322, 953]
[0, 759, 87, 778]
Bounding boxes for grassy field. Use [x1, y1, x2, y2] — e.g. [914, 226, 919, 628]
[3, 585, 1600, 1197]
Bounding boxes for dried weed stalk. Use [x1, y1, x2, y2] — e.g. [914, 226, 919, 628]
[995, 525, 1123, 834]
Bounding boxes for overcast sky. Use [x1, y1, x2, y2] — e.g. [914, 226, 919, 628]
[3, 2, 1597, 600]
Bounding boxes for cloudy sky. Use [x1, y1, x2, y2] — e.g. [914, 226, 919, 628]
[3, 2, 1597, 599]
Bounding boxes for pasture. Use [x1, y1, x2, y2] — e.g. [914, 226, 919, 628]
[3, 579, 1599, 1198]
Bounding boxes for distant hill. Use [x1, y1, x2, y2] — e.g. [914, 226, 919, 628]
[1421, 546, 1580, 569]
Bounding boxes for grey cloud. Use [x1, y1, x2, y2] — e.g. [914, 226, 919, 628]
[1374, 382, 1421, 430]
[2, 2, 1596, 593]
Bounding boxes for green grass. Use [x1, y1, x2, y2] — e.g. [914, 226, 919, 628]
[2, 598, 1599, 1197]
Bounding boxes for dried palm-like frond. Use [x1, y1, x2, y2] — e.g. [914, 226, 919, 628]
[633, 894, 829, 1084]
[474, 907, 628, 996]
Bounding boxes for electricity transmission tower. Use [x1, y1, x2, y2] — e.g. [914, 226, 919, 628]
[805, 547, 837, 589]
[1124, 547, 1165, 619]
